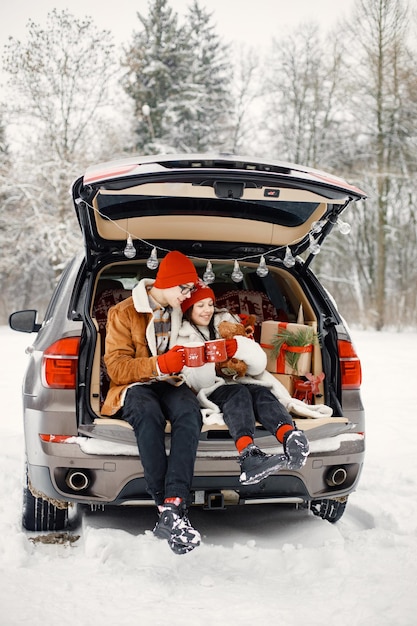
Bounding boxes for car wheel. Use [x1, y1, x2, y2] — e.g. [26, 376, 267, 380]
[22, 465, 69, 532]
[310, 497, 348, 523]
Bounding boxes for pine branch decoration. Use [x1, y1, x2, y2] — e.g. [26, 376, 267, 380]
[270, 326, 317, 373]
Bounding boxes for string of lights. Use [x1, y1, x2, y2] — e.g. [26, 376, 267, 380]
[77, 197, 351, 283]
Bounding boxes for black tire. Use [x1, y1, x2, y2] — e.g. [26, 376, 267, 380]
[22, 466, 69, 532]
[310, 497, 347, 523]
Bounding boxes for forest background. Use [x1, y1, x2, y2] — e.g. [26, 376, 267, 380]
[0, 0, 416, 330]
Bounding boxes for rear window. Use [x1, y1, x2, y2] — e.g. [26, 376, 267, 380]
[96, 195, 320, 228]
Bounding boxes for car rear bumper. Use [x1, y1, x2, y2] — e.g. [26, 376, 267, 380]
[27, 433, 364, 507]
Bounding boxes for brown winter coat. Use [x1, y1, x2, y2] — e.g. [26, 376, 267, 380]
[101, 278, 184, 416]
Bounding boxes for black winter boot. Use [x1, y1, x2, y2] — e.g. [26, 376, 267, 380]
[153, 503, 201, 555]
[284, 430, 309, 470]
[239, 444, 287, 485]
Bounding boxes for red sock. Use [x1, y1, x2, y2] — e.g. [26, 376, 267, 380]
[236, 435, 254, 453]
[161, 497, 182, 510]
[276, 424, 294, 443]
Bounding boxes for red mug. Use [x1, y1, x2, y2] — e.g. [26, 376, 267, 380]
[182, 342, 205, 367]
[205, 339, 227, 363]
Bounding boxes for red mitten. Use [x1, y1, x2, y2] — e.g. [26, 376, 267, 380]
[225, 338, 238, 358]
[157, 346, 185, 374]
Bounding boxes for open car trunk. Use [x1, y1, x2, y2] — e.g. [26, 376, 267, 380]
[67, 154, 365, 507]
[78, 258, 356, 449]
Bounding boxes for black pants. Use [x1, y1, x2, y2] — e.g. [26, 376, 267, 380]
[122, 382, 202, 506]
[208, 383, 293, 443]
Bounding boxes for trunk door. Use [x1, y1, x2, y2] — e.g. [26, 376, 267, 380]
[71, 154, 366, 268]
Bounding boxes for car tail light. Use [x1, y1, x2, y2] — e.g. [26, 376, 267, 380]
[338, 339, 362, 389]
[42, 337, 81, 389]
[39, 434, 74, 442]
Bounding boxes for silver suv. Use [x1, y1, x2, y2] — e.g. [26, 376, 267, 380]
[10, 153, 366, 531]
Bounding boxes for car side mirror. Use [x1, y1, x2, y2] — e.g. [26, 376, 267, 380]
[9, 310, 42, 333]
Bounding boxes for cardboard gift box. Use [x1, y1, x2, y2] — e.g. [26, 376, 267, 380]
[270, 373, 295, 395]
[260, 320, 314, 375]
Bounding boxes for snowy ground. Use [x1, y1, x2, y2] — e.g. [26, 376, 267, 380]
[0, 326, 416, 626]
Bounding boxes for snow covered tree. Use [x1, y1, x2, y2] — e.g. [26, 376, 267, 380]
[228, 45, 262, 155]
[258, 1, 417, 329]
[122, 0, 233, 152]
[122, 0, 190, 152]
[0, 111, 19, 321]
[171, 0, 233, 152]
[263, 22, 347, 169]
[0, 9, 128, 321]
[337, 0, 417, 329]
[0, 114, 8, 165]
[3, 9, 122, 166]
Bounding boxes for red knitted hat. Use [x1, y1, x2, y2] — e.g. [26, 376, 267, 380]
[153, 251, 198, 289]
[181, 282, 215, 313]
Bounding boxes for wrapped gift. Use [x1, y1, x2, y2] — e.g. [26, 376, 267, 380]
[260, 320, 314, 375]
[270, 373, 294, 395]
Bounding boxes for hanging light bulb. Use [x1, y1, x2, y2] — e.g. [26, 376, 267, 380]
[231, 260, 244, 283]
[337, 218, 351, 235]
[203, 260, 215, 283]
[283, 246, 296, 268]
[308, 233, 321, 255]
[311, 220, 326, 234]
[256, 255, 269, 277]
[123, 235, 136, 259]
[146, 247, 159, 270]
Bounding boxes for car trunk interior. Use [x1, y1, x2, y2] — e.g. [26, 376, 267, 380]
[80, 259, 351, 444]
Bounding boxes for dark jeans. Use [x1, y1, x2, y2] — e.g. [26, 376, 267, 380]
[122, 382, 202, 506]
[208, 383, 293, 442]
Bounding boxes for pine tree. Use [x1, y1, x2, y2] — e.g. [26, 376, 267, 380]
[122, 0, 190, 152]
[122, 0, 233, 153]
[174, 0, 233, 152]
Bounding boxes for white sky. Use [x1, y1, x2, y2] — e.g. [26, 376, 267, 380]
[1, 0, 356, 50]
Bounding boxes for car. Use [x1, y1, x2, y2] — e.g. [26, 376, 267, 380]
[9, 153, 366, 532]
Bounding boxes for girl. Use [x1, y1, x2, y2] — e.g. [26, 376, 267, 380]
[178, 282, 310, 485]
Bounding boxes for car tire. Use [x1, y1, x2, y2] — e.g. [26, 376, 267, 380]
[310, 497, 347, 523]
[22, 465, 69, 532]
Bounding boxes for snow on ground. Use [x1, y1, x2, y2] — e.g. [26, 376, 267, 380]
[0, 326, 416, 626]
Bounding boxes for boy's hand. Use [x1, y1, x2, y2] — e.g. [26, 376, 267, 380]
[157, 346, 185, 374]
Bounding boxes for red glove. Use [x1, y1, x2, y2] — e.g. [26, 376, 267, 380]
[225, 338, 238, 358]
[157, 346, 185, 374]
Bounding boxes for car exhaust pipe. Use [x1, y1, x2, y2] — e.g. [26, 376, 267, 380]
[66, 469, 90, 491]
[326, 466, 347, 487]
